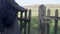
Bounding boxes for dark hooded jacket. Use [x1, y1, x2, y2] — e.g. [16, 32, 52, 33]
[0, 0, 26, 28]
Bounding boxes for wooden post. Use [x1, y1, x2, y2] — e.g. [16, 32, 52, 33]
[28, 9, 31, 34]
[54, 9, 58, 34]
[46, 9, 51, 34]
[24, 11, 27, 34]
[39, 5, 46, 34]
[20, 12, 23, 34]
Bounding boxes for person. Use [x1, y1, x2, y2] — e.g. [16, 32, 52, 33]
[0, 0, 27, 34]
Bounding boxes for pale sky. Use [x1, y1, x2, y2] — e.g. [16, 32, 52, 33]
[15, 0, 60, 6]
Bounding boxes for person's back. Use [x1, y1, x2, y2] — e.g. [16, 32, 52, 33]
[0, 0, 11, 10]
[0, 0, 20, 34]
[0, 0, 16, 27]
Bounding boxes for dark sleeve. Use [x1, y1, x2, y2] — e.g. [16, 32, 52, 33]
[7, 0, 26, 12]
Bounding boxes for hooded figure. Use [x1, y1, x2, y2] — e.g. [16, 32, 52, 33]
[0, 0, 27, 34]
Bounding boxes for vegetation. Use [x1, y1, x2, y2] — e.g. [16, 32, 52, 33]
[18, 5, 60, 34]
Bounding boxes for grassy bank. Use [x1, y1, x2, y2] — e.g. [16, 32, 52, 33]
[30, 16, 60, 34]
[18, 5, 60, 34]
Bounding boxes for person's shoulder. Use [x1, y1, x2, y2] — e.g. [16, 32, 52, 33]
[7, 0, 15, 2]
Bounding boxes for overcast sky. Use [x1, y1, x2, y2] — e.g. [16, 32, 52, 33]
[15, 0, 60, 6]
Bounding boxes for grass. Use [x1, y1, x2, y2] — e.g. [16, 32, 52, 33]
[18, 5, 60, 34]
[18, 16, 60, 34]
[30, 17, 60, 34]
